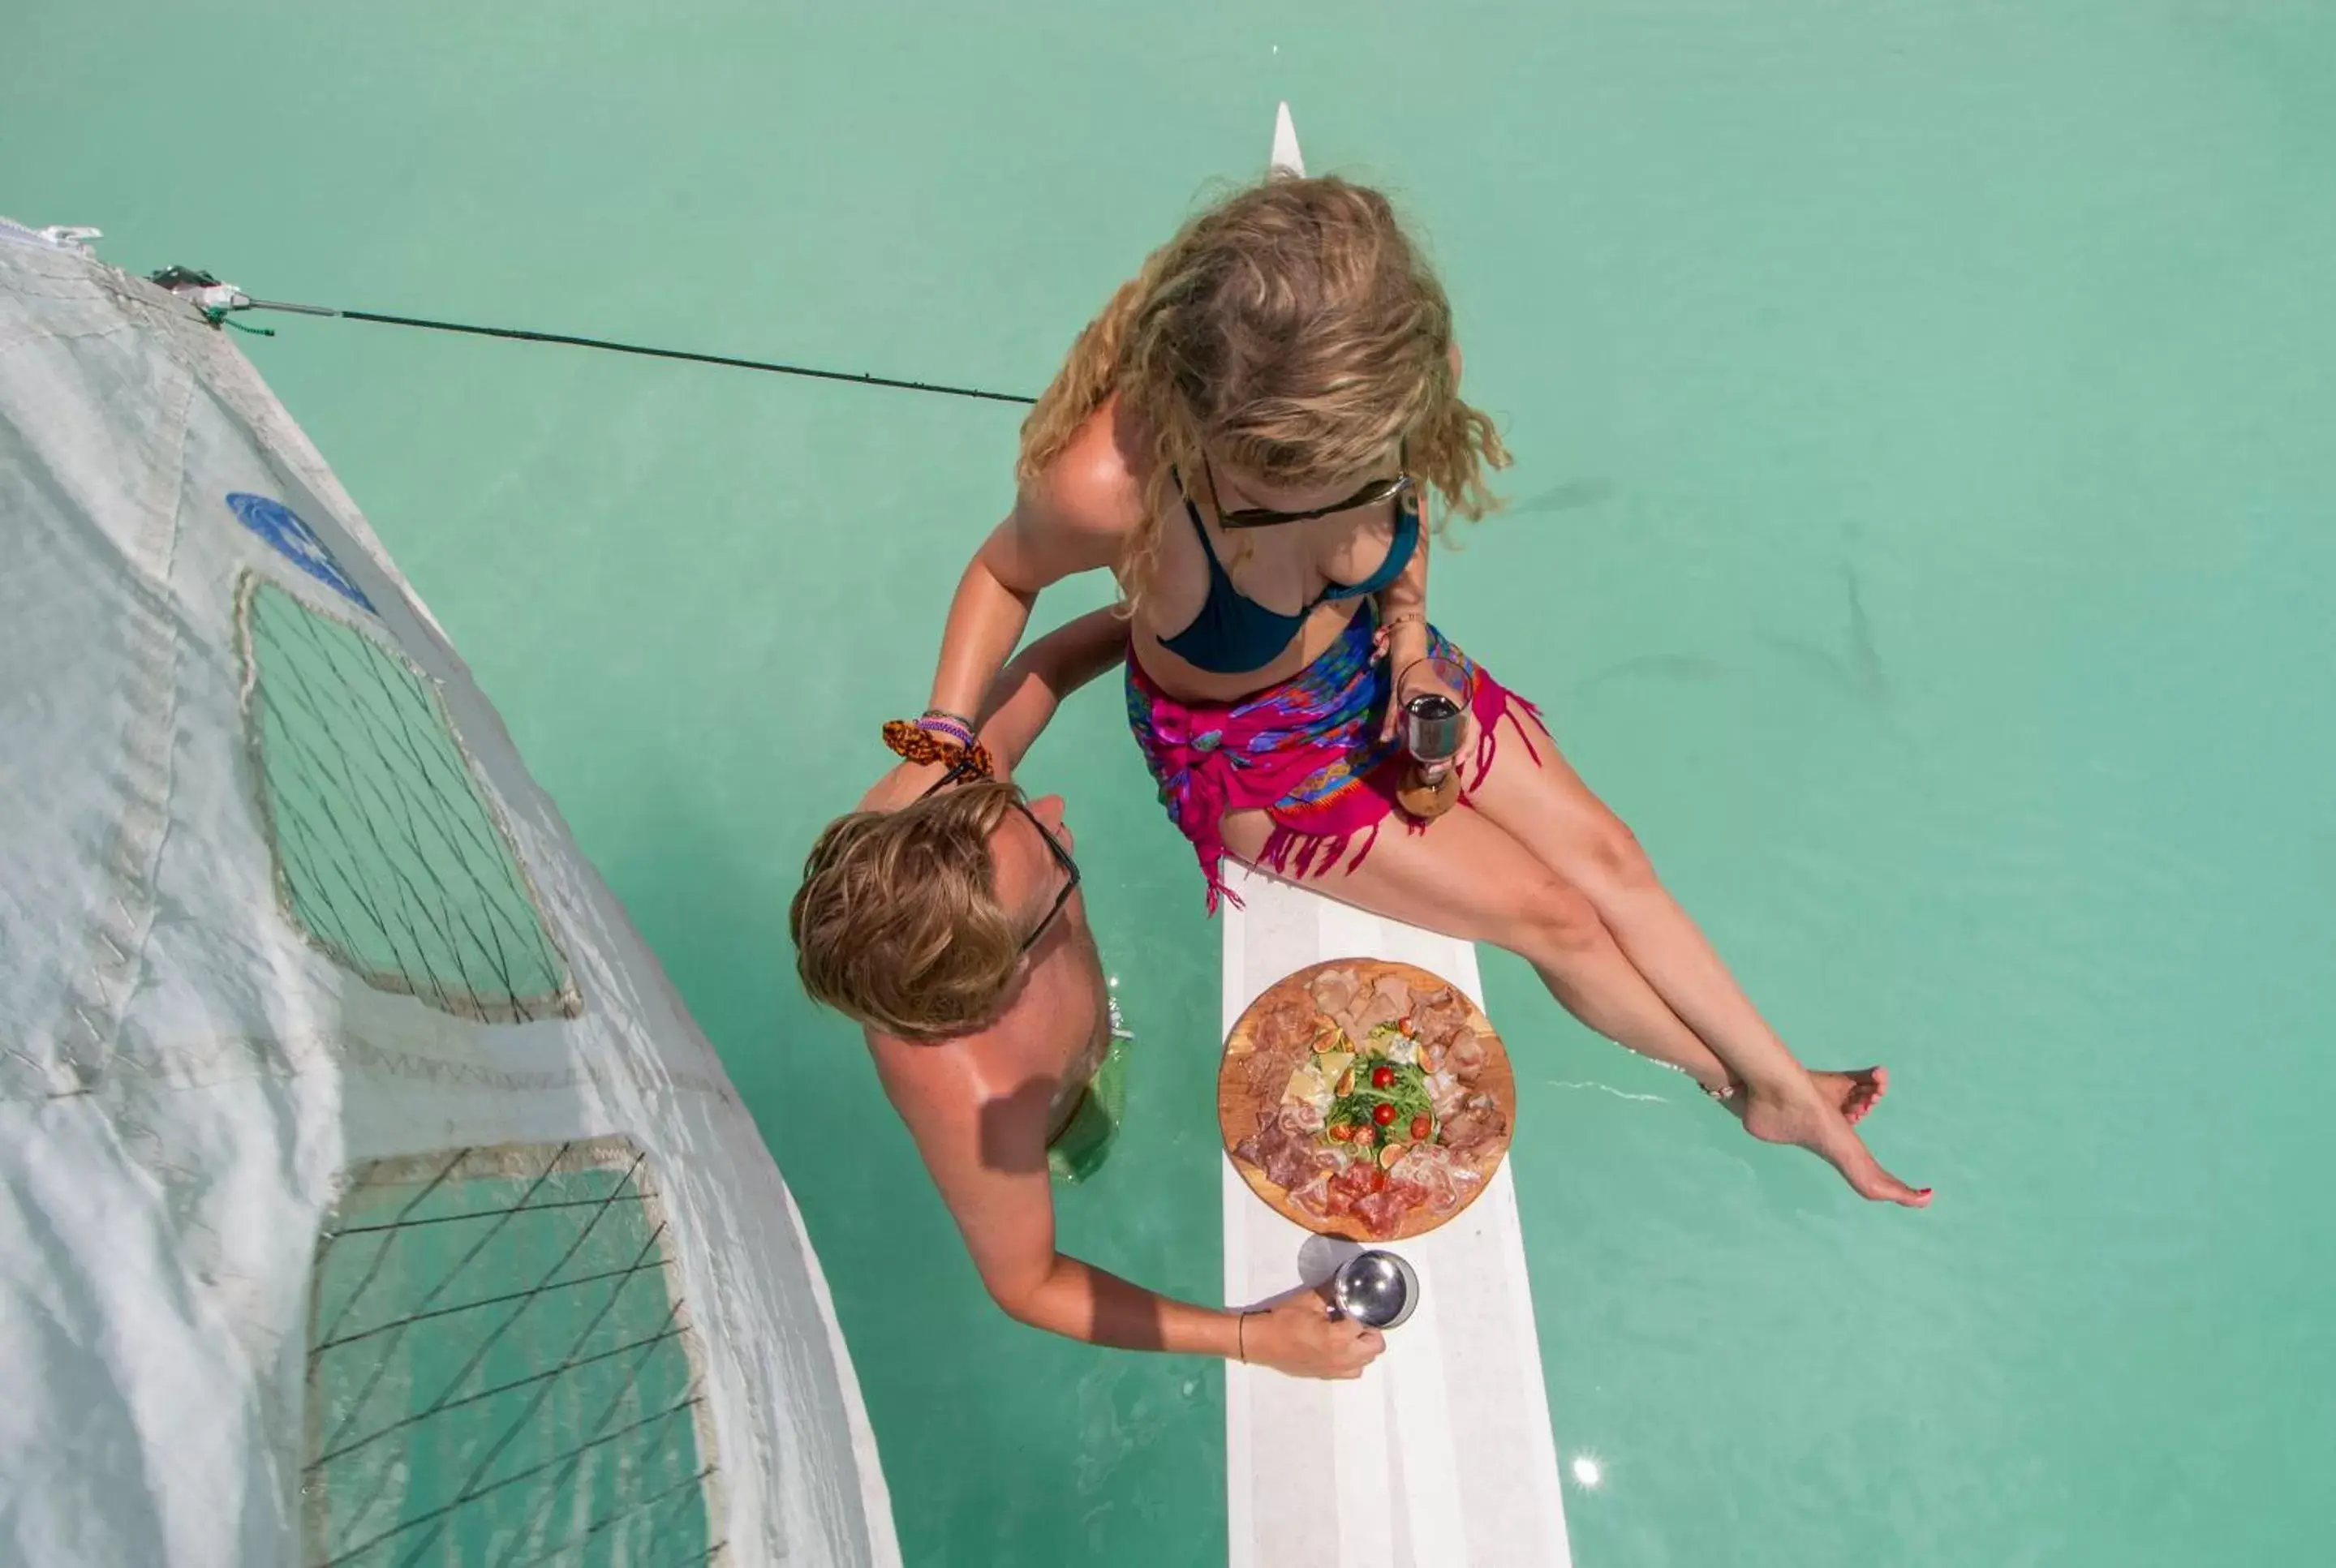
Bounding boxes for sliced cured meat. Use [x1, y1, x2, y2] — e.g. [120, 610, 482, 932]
[1232, 1108, 1274, 1167]
[1427, 1068, 1466, 1118]
[1261, 1136, 1321, 1192]
[1279, 1100, 1326, 1136]
[1440, 1103, 1509, 1162]
[1249, 991, 1318, 1055]
[1446, 1027, 1487, 1078]
[1290, 1171, 1333, 1217]
[1236, 1110, 1337, 1192]
[1308, 968, 1360, 1018]
[1349, 983, 1404, 1036]
[1354, 1183, 1426, 1237]
[1391, 1146, 1460, 1212]
[1413, 986, 1473, 1049]
[1238, 1041, 1290, 1101]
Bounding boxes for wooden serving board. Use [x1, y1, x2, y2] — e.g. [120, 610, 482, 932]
[1217, 956, 1516, 1242]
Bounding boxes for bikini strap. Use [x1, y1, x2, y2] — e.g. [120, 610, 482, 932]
[1171, 467, 1231, 572]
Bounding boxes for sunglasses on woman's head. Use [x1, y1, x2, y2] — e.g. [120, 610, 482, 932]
[921, 757, 1080, 955]
[1205, 445, 1413, 530]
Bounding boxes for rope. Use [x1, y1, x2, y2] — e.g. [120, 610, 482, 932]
[154, 267, 1037, 405]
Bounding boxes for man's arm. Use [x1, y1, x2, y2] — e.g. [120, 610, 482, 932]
[873, 1042, 1381, 1379]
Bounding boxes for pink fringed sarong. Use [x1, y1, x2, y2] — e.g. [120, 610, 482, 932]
[1125, 612, 1544, 913]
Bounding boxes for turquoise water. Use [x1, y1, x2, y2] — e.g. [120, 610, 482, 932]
[12, 4, 2335, 1563]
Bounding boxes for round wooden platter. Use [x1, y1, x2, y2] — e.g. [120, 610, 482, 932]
[1217, 956, 1516, 1242]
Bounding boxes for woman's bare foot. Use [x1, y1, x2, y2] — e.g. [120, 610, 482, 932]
[1724, 1072, 1930, 1207]
[1810, 1065, 1888, 1127]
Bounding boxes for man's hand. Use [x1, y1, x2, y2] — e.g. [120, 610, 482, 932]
[1240, 1287, 1386, 1380]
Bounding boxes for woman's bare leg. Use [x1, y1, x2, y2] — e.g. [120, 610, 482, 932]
[1222, 806, 1730, 1082]
[1460, 708, 1929, 1205]
[1224, 801, 1926, 1206]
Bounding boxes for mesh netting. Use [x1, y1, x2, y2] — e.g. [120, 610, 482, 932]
[238, 576, 579, 1023]
[304, 1141, 719, 1568]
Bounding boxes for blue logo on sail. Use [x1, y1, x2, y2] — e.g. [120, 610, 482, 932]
[226, 492, 376, 612]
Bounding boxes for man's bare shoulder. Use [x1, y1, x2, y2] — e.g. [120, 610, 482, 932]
[865, 1016, 1049, 1151]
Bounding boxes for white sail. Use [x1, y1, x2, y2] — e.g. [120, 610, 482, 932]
[1271, 101, 1306, 177]
[0, 225, 897, 1568]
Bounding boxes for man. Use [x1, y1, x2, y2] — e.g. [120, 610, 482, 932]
[790, 610, 1380, 1381]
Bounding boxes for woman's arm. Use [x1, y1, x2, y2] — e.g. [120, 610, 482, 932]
[927, 433, 1137, 723]
[1375, 525, 1458, 741]
[1376, 340, 1470, 738]
[861, 609, 1125, 813]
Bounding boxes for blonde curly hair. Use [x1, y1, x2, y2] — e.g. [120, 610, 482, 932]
[1016, 174, 1509, 612]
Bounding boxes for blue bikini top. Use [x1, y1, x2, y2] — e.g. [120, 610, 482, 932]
[1155, 472, 1421, 676]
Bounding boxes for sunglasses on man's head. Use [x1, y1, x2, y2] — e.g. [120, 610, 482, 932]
[1205, 444, 1413, 530]
[921, 758, 1079, 955]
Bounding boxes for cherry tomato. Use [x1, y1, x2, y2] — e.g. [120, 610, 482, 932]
[1372, 1102, 1397, 1127]
[1329, 1121, 1355, 1142]
[1370, 1064, 1396, 1089]
[1410, 1114, 1434, 1141]
[1353, 1126, 1377, 1149]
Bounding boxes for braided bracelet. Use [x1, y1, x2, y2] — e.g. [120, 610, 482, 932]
[915, 713, 975, 750]
[882, 720, 995, 778]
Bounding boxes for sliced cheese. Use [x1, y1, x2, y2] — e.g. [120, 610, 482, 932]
[1284, 1064, 1332, 1111]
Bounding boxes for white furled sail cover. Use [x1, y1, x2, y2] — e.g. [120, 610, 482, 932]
[0, 229, 899, 1568]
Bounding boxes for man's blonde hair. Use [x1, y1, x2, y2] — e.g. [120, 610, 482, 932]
[789, 780, 1032, 1043]
[1016, 173, 1510, 616]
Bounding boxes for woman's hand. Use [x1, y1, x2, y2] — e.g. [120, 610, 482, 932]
[1374, 616, 1424, 742]
[1378, 625, 1479, 768]
[1396, 659, 1478, 774]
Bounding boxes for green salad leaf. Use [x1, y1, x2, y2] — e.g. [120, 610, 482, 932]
[1322, 1059, 1435, 1141]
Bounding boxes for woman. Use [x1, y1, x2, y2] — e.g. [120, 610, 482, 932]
[917, 175, 1928, 1205]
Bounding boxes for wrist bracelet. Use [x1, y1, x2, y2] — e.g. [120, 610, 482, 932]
[922, 706, 978, 732]
[882, 720, 994, 778]
[1237, 1311, 1250, 1363]
[914, 713, 975, 748]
